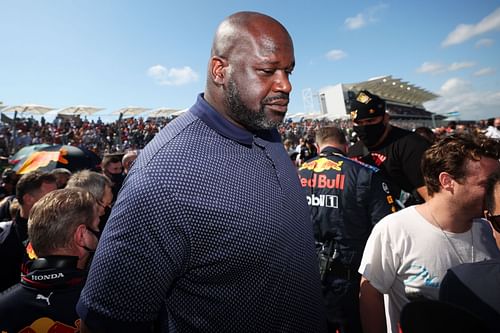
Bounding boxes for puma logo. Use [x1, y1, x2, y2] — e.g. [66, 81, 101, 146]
[36, 292, 53, 305]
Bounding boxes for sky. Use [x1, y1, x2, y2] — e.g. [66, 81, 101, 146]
[1, 0, 499, 122]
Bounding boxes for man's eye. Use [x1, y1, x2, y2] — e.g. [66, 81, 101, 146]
[260, 69, 275, 75]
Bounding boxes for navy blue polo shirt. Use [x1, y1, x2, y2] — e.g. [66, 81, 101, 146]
[77, 94, 326, 332]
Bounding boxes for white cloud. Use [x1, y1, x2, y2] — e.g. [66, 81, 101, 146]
[473, 67, 496, 76]
[475, 38, 494, 48]
[416, 61, 475, 74]
[325, 49, 347, 61]
[424, 77, 500, 119]
[345, 14, 366, 30]
[344, 4, 388, 30]
[442, 7, 500, 47]
[448, 61, 475, 71]
[416, 62, 446, 74]
[147, 65, 199, 86]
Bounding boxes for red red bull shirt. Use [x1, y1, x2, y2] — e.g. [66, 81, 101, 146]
[77, 94, 326, 332]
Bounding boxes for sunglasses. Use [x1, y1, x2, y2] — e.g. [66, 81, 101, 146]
[486, 212, 500, 233]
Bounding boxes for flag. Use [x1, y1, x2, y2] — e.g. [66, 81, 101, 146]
[1, 112, 13, 124]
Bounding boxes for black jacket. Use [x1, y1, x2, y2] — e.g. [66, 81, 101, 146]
[0, 211, 28, 292]
[0, 256, 86, 332]
[298, 146, 397, 269]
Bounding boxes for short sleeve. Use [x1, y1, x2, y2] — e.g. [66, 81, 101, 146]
[358, 219, 399, 293]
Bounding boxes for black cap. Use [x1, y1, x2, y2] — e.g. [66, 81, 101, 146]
[350, 90, 386, 121]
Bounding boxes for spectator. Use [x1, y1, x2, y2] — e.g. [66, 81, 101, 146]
[66, 170, 113, 231]
[0, 168, 18, 200]
[348, 90, 431, 206]
[298, 126, 397, 333]
[50, 168, 72, 189]
[121, 150, 138, 175]
[439, 169, 500, 332]
[358, 133, 500, 333]
[0, 168, 20, 221]
[101, 153, 125, 201]
[0, 171, 57, 292]
[77, 11, 326, 332]
[484, 117, 500, 139]
[0, 188, 99, 331]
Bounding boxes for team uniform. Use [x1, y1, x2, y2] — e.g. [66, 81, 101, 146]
[0, 211, 28, 292]
[299, 146, 397, 332]
[0, 256, 86, 332]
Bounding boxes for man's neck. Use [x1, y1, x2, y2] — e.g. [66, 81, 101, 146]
[319, 144, 346, 155]
[418, 199, 473, 233]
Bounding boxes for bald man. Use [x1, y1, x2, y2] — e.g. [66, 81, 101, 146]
[77, 12, 326, 332]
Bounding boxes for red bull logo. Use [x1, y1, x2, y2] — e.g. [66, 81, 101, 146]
[18, 317, 79, 333]
[299, 158, 343, 172]
[17, 149, 69, 174]
[300, 173, 345, 190]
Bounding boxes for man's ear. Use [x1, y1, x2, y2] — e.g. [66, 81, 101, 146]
[22, 193, 35, 208]
[210, 56, 228, 86]
[74, 224, 87, 248]
[439, 172, 454, 193]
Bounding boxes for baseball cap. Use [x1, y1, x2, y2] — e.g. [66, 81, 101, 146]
[350, 90, 386, 121]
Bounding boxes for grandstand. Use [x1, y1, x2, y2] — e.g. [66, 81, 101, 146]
[318, 75, 445, 128]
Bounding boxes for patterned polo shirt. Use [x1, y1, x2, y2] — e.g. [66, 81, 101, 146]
[77, 94, 326, 332]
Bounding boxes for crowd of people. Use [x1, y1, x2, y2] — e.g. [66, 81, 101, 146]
[0, 10, 499, 333]
[1, 105, 498, 163]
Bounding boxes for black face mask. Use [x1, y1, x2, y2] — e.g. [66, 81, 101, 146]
[354, 122, 386, 147]
[109, 173, 124, 184]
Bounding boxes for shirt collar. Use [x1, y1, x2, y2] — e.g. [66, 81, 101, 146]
[320, 146, 345, 156]
[189, 94, 281, 146]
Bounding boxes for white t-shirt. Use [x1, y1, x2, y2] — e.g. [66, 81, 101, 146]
[358, 205, 500, 333]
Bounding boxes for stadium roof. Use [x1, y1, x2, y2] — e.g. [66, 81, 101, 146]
[344, 75, 439, 107]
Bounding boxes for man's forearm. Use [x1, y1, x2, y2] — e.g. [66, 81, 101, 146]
[359, 277, 386, 333]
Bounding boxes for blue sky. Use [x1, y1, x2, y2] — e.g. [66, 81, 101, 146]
[1, 1, 499, 122]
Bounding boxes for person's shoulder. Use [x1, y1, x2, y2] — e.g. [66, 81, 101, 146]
[377, 206, 415, 226]
[0, 283, 23, 307]
[341, 155, 380, 173]
[389, 126, 431, 149]
[347, 141, 366, 157]
[0, 220, 14, 244]
[449, 258, 500, 280]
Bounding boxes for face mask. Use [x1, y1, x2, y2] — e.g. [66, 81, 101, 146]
[353, 122, 386, 147]
[496, 126, 500, 131]
[109, 173, 124, 184]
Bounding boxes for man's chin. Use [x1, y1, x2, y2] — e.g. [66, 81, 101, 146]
[266, 110, 286, 123]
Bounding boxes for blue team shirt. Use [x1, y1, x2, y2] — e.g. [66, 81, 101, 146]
[77, 94, 326, 332]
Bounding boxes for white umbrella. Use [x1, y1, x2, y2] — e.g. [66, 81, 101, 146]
[171, 108, 189, 116]
[57, 105, 104, 116]
[148, 107, 182, 118]
[2, 104, 55, 115]
[112, 106, 151, 118]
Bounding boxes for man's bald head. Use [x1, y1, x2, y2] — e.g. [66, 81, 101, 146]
[204, 12, 295, 131]
[211, 11, 290, 59]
